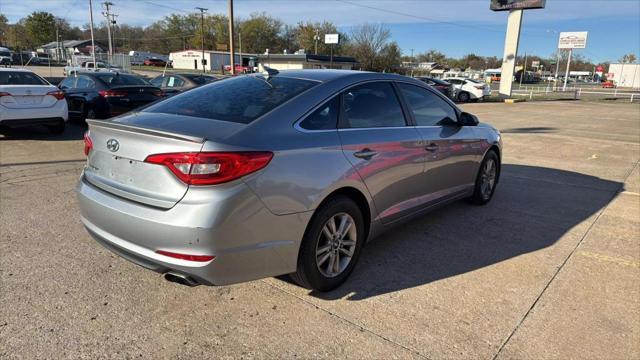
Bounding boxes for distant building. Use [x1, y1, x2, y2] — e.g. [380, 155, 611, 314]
[38, 40, 106, 62]
[257, 54, 357, 70]
[608, 63, 640, 88]
[169, 50, 250, 72]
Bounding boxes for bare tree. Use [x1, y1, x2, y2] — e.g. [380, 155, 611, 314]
[348, 23, 391, 70]
[620, 53, 637, 63]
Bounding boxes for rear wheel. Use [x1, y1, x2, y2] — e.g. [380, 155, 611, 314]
[458, 91, 471, 102]
[290, 196, 365, 292]
[46, 120, 65, 134]
[469, 150, 499, 205]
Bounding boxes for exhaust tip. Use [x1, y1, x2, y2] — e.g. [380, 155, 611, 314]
[164, 272, 200, 287]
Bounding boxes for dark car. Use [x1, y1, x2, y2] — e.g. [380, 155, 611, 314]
[59, 72, 164, 120]
[417, 77, 455, 99]
[149, 73, 218, 96]
[144, 58, 167, 67]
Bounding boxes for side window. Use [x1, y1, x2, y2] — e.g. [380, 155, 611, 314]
[398, 83, 457, 126]
[299, 96, 339, 130]
[167, 76, 185, 88]
[340, 82, 406, 128]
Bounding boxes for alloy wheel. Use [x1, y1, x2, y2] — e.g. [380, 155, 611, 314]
[315, 212, 357, 278]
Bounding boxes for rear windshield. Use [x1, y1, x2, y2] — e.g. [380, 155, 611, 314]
[0, 71, 48, 85]
[95, 74, 149, 86]
[184, 74, 216, 85]
[143, 75, 318, 124]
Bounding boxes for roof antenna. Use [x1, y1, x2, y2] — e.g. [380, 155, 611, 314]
[259, 64, 279, 80]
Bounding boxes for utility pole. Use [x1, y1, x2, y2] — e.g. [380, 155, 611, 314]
[102, 1, 114, 63]
[89, 0, 97, 67]
[228, 0, 235, 75]
[196, 7, 207, 73]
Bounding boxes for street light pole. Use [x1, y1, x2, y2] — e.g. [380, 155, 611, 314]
[228, 0, 235, 75]
[102, 1, 114, 63]
[89, 0, 97, 67]
[196, 7, 207, 73]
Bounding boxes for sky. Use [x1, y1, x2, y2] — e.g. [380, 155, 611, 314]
[2, 0, 639, 63]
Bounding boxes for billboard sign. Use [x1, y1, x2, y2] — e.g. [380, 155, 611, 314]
[531, 60, 540, 67]
[324, 34, 339, 44]
[490, 0, 546, 11]
[558, 32, 588, 49]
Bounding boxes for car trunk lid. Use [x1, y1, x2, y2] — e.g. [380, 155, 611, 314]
[0, 85, 58, 109]
[84, 118, 205, 209]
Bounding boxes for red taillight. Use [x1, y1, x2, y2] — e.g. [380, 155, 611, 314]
[153, 90, 165, 97]
[156, 250, 215, 262]
[83, 131, 93, 156]
[0, 92, 11, 97]
[99, 90, 127, 97]
[144, 151, 273, 185]
[47, 90, 65, 100]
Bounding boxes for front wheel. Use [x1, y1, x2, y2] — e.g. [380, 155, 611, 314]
[290, 196, 365, 292]
[457, 91, 471, 102]
[469, 150, 499, 205]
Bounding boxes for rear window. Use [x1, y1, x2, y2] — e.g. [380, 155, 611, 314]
[184, 74, 216, 85]
[0, 71, 48, 85]
[143, 75, 318, 124]
[95, 74, 149, 86]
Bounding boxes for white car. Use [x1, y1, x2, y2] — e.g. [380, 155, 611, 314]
[445, 77, 491, 102]
[0, 68, 68, 133]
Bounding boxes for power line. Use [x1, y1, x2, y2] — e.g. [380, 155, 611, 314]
[335, 0, 504, 34]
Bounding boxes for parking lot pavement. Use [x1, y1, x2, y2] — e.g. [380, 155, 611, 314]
[1, 101, 639, 358]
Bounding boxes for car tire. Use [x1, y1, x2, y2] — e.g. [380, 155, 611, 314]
[46, 120, 66, 134]
[290, 196, 365, 292]
[469, 150, 499, 205]
[458, 91, 471, 102]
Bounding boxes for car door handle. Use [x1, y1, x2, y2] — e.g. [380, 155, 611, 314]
[425, 143, 439, 152]
[353, 149, 377, 159]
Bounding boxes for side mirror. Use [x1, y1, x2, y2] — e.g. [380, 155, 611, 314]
[459, 112, 479, 126]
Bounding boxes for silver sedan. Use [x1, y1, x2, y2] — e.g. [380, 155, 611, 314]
[77, 70, 502, 291]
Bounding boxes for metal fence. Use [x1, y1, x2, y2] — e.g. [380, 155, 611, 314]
[492, 87, 640, 103]
[70, 53, 132, 73]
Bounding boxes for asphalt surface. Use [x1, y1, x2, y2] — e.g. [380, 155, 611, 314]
[1, 101, 639, 358]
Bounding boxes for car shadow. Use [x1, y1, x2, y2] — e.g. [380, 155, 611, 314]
[305, 164, 621, 300]
[501, 127, 557, 134]
[0, 121, 86, 141]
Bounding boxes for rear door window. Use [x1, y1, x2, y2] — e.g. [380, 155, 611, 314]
[340, 82, 407, 128]
[143, 75, 318, 124]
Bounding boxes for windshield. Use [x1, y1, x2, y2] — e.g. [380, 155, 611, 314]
[95, 74, 150, 86]
[143, 75, 318, 124]
[0, 71, 48, 85]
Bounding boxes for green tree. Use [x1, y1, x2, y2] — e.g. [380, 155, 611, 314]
[294, 21, 344, 55]
[239, 13, 283, 54]
[375, 41, 402, 72]
[24, 11, 57, 47]
[0, 14, 9, 47]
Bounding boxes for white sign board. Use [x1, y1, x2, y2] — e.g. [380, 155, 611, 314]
[558, 32, 588, 49]
[531, 60, 540, 67]
[325, 34, 339, 44]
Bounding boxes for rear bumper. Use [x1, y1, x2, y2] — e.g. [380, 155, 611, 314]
[77, 174, 311, 285]
[0, 116, 66, 127]
[0, 100, 68, 124]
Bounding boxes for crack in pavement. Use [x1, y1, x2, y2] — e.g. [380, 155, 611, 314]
[261, 279, 430, 359]
[491, 159, 640, 360]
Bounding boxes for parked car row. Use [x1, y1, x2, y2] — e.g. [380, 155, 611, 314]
[416, 76, 491, 102]
[0, 68, 220, 133]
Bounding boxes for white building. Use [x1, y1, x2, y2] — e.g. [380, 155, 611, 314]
[258, 54, 357, 70]
[169, 50, 248, 72]
[608, 63, 640, 88]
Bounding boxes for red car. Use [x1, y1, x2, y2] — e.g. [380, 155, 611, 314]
[144, 58, 167, 67]
[602, 80, 616, 88]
